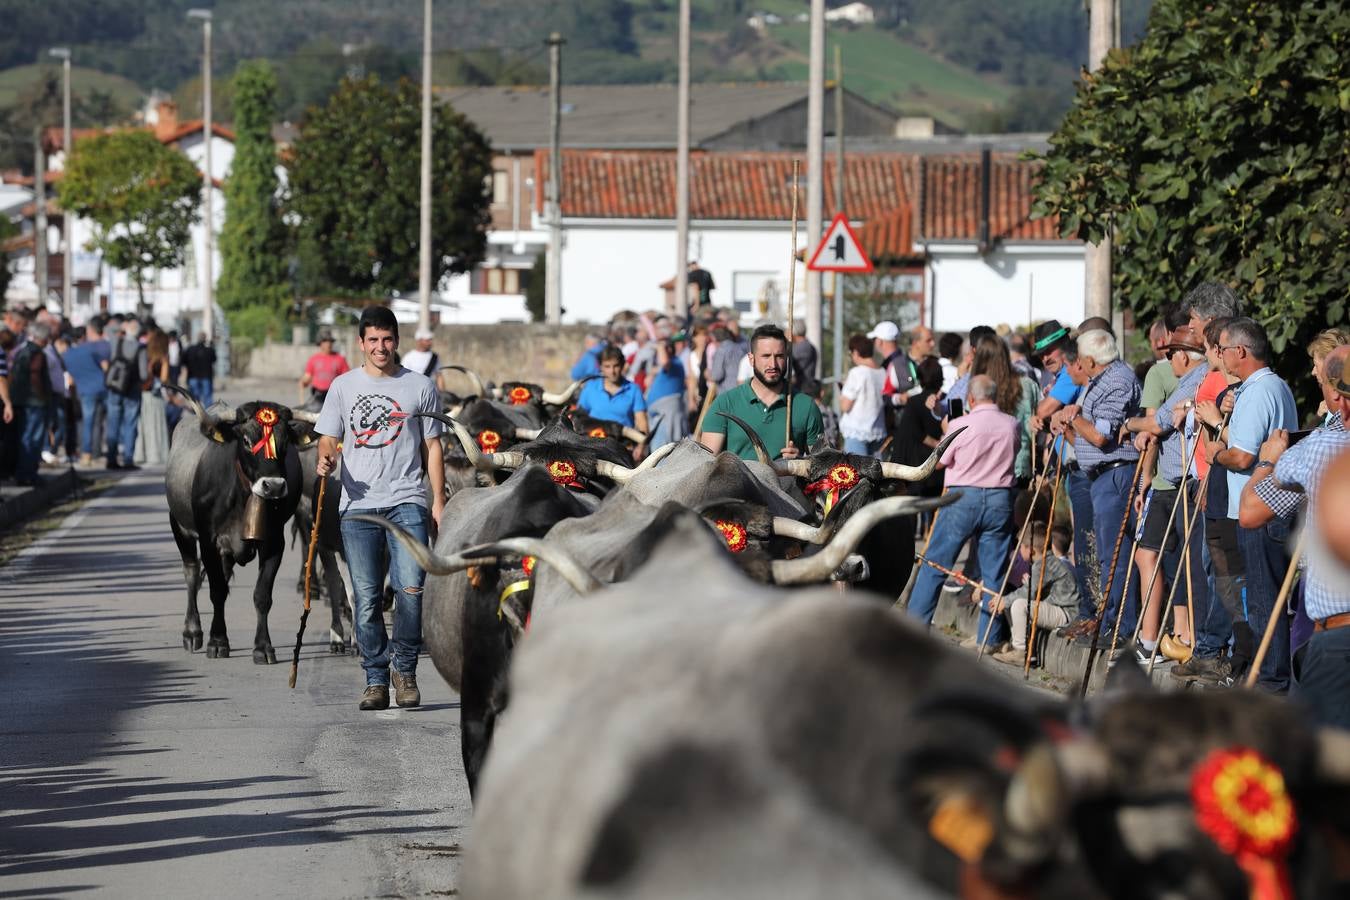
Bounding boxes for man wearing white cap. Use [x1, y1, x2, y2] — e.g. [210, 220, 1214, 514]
[872, 320, 933, 409]
[401, 328, 444, 391]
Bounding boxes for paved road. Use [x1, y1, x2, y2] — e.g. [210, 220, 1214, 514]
[0, 467, 471, 898]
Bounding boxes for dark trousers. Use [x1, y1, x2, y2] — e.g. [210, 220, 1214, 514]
[1292, 626, 1350, 730]
[15, 405, 46, 482]
[1091, 465, 1138, 633]
[1067, 468, 1096, 618]
[1238, 519, 1292, 693]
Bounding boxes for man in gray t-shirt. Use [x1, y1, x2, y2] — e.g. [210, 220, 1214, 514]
[315, 307, 445, 712]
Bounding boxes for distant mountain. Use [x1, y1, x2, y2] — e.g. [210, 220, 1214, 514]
[0, 0, 1154, 139]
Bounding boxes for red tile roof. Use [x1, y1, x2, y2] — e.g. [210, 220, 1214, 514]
[534, 149, 1065, 260]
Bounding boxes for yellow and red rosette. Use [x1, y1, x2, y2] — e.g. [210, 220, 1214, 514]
[251, 407, 279, 459]
[589, 427, 608, 439]
[803, 464, 860, 516]
[1191, 747, 1297, 900]
[547, 459, 581, 487]
[714, 519, 748, 553]
[477, 429, 501, 452]
[508, 386, 533, 405]
[522, 555, 536, 578]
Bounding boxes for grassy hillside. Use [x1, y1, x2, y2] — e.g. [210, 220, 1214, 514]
[0, 63, 143, 111]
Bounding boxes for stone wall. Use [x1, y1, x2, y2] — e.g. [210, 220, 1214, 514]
[242, 323, 594, 393]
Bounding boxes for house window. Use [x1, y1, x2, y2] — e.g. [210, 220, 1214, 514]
[471, 266, 528, 295]
[490, 170, 510, 206]
[732, 271, 778, 314]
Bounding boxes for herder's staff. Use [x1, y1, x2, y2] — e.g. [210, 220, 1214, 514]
[784, 159, 800, 450]
[1024, 453, 1066, 677]
[289, 475, 328, 689]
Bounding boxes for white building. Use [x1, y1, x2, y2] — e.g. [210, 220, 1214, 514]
[824, 3, 876, 25]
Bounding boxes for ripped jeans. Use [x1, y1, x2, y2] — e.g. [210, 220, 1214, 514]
[339, 502, 428, 685]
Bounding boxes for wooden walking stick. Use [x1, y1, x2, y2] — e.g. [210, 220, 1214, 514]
[1078, 451, 1147, 690]
[1244, 528, 1307, 689]
[289, 476, 327, 689]
[976, 467, 1052, 660]
[784, 158, 800, 450]
[914, 555, 999, 598]
[1146, 451, 1201, 676]
[1024, 454, 1065, 677]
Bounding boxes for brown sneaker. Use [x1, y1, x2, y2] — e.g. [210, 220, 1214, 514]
[391, 670, 421, 708]
[359, 684, 390, 711]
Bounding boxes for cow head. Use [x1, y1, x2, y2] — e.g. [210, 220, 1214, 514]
[563, 410, 649, 452]
[495, 374, 598, 411]
[168, 386, 314, 500]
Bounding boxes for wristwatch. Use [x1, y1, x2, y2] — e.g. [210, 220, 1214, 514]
[1254, 460, 1275, 470]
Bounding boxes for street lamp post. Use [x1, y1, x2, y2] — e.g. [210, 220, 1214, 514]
[187, 9, 213, 342]
[49, 47, 72, 319]
[418, 0, 433, 333]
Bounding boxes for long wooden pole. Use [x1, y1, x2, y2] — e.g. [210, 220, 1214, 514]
[1245, 528, 1307, 689]
[1024, 454, 1065, 677]
[914, 555, 999, 598]
[785, 159, 800, 450]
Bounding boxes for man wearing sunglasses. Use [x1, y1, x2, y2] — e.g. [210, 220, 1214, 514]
[1208, 317, 1298, 692]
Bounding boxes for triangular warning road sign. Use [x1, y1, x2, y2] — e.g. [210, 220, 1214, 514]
[806, 213, 873, 273]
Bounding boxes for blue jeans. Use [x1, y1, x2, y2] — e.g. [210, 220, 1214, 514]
[907, 486, 1013, 627]
[79, 390, 106, 455]
[188, 377, 213, 408]
[47, 397, 67, 456]
[1066, 468, 1095, 618]
[1292, 627, 1350, 730]
[105, 391, 141, 465]
[340, 503, 428, 685]
[15, 405, 46, 482]
[1090, 465, 1138, 634]
[843, 436, 882, 457]
[1239, 519, 1291, 692]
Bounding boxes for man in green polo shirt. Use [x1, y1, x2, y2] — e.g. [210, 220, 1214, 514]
[699, 323, 823, 461]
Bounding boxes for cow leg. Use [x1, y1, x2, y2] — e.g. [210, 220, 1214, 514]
[172, 522, 204, 652]
[201, 547, 232, 658]
[321, 549, 349, 653]
[251, 536, 284, 665]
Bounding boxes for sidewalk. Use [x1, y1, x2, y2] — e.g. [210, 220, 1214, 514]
[0, 465, 140, 532]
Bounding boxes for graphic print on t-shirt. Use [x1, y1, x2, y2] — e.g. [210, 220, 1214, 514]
[350, 393, 408, 448]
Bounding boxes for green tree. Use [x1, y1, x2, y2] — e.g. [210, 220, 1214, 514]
[57, 130, 201, 313]
[217, 60, 288, 312]
[287, 75, 492, 297]
[1031, 0, 1350, 360]
[0, 213, 17, 300]
[524, 251, 546, 322]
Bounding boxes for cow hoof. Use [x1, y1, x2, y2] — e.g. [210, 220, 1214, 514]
[253, 647, 277, 665]
[183, 632, 203, 652]
[205, 642, 230, 659]
[329, 640, 347, 655]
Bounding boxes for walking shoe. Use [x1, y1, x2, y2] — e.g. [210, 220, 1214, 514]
[391, 670, 421, 708]
[1159, 633, 1193, 663]
[40, 450, 57, 465]
[1171, 655, 1223, 683]
[992, 646, 1027, 665]
[78, 453, 92, 467]
[359, 684, 390, 711]
[1198, 658, 1235, 689]
[942, 577, 964, 594]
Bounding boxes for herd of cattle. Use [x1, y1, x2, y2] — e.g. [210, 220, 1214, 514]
[159, 376, 1350, 899]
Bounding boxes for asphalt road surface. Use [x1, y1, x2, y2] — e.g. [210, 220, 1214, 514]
[0, 459, 471, 898]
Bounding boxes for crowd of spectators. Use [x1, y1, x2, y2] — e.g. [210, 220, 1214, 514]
[0, 304, 209, 486]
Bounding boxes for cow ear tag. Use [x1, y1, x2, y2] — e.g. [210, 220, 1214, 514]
[928, 795, 994, 863]
[210, 429, 229, 444]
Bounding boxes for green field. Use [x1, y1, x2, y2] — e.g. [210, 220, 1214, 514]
[0, 64, 144, 111]
[767, 24, 1009, 126]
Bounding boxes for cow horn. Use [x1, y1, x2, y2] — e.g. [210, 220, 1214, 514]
[880, 426, 966, 481]
[289, 410, 320, 424]
[163, 383, 235, 430]
[460, 537, 602, 596]
[772, 459, 812, 478]
[414, 411, 483, 468]
[770, 517, 829, 544]
[444, 364, 486, 398]
[346, 514, 499, 575]
[1316, 728, 1350, 783]
[163, 383, 206, 421]
[719, 412, 771, 466]
[485, 451, 527, 470]
[622, 426, 649, 445]
[594, 442, 676, 483]
[770, 493, 956, 584]
[515, 427, 542, 440]
[490, 386, 503, 400]
[541, 374, 599, 406]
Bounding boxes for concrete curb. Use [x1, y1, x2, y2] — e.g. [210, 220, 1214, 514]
[0, 469, 81, 530]
[929, 590, 1177, 690]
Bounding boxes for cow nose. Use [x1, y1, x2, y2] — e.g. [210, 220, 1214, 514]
[251, 477, 288, 499]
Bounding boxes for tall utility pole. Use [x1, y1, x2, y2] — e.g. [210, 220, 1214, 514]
[50, 47, 72, 318]
[1085, 0, 1115, 324]
[417, 0, 434, 332]
[804, 0, 825, 367]
[832, 43, 844, 394]
[34, 130, 48, 308]
[673, 0, 691, 321]
[545, 33, 565, 324]
[188, 9, 213, 341]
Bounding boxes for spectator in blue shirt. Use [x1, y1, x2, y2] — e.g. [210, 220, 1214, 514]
[62, 320, 111, 465]
[570, 332, 607, 381]
[644, 338, 687, 450]
[577, 346, 648, 432]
